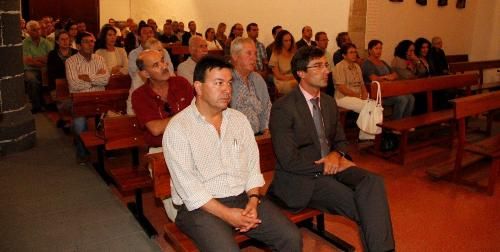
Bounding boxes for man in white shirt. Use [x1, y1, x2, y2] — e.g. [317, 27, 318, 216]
[163, 56, 302, 252]
[176, 36, 208, 84]
[65, 32, 109, 164]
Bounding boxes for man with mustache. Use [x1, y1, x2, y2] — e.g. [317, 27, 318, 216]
[163, 56, 302, 251]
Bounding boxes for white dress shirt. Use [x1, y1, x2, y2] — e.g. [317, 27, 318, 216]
[65, 53, 110, 93]
[176, 57, 196, 85]
[163, 99, 265, 211]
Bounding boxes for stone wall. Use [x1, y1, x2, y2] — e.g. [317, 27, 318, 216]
[0, 0, 36, 155]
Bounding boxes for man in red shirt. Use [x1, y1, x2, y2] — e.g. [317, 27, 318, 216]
[132, 49, 193, 149]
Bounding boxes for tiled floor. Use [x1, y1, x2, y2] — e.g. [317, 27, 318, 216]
[2, 113, 499, 251]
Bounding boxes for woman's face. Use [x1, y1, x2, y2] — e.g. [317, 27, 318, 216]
[234, 24, 243, 37]
[344, 47, 358, 62]
[406, 44, 416, 59]
[282, 34, 292, 50]
[420, 43, 429, 57]
[57, 33, 70, 49]
[206, 29, 215, 40]
[68, 25, 78, 37]
[106, 29, 117, 47]
[370, 43, 383, 58]
[217, 24, 226, 34]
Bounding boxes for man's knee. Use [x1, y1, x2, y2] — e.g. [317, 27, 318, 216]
[279, 225, 303, 251]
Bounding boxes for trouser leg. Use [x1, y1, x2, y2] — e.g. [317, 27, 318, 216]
[24, 70, 43, 111]
[73, 116, 89, 158]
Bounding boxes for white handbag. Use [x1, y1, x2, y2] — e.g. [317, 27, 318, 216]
[356, 81, 383, 135]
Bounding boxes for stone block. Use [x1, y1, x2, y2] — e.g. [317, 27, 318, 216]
[0, 0, 20, 12]
[0, 76, 27, 111]
[0, 46, 23, 77]
[0, 106, 35, 155]
[1, 13, 22, 45]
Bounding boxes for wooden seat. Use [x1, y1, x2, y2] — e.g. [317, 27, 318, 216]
[55, 78, 70, 101]
[370, 73, 478, 164]
[106, 74, 132, 90]
[446, 54, 468, 64]
[72, 89, 129, 117]
[171, 46, 190, 56]
[449, 91, 500, 195]
[146, 137, 354, 252]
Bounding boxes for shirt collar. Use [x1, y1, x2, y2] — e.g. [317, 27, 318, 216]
[299, 84, 320, 102]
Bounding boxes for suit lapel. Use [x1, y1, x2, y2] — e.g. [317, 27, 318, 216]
[320, 93, 333, 137]
[294, 87, 321, 151]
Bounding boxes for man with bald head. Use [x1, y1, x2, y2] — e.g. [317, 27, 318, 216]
[177, 36, 208, 84]
[296, 25, 316, 49]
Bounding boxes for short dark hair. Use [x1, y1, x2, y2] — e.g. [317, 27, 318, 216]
[340, 42, 357, 56]
[76, 31, 93, 45]
[367, 39, 383, 50]
[394, 40, 414, 59]
[291, 46, 325, 82]
[335, 32, 349, 48]
[137, 23, 151, 36]
[414, 37, 431, 57]
[271, 25, 282, 36]
[246, 23, 258, 32]
[314, 31, 326, 42]
[193, 55, 233, 83]
[301, 26, 309, 33]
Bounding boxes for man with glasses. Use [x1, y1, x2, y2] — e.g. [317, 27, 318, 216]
[269, 46, 395, 252]
[65, 32, 109, 164]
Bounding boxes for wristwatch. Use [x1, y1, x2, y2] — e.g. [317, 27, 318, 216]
[248, 194, 262, 204]
[335, 150, 353, 161]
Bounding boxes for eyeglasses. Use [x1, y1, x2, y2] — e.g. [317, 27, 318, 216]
[306, 63, 330, 70]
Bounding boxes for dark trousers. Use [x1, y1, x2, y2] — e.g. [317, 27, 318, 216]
[308, 167, 395, 252]
[175, 193, 302, 252]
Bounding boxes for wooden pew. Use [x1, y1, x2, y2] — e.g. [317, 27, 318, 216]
[102, 115, 157, 236]
[146, 137, 354, 252]
[450, 91, 500, 195]
[449, 60, 500, 91]
[370, 73, 478, 164]
[446, 54, 468, 64]
[106, 74, 132, 90]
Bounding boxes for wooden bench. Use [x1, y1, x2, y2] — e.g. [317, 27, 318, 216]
[106, 74, 132, 90]
[146, 137, 354, 252]
[449, 60, 500, 91]
[450, 91, 500, 195]
[102, 115, 157, 236]
[446, 54, 468, 64]
[370, 73, 478, 164]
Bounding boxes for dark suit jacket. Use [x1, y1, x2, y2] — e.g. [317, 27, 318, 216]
[269, 86, 348, 211]
[182, 32, 202, 46]
[296, 39, 317, 49]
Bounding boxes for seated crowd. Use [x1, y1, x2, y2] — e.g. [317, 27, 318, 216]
[22, 14, 461, 251]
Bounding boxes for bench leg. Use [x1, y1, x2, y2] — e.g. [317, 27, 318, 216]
[397, 132, 408, 165]
[303, 214, 355, 252]
[128, 189, 158, 238]
[487, 158, 499, 196]
[94, 145, 113, 184]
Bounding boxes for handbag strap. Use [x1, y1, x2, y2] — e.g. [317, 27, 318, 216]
[371, 81, 382, 106]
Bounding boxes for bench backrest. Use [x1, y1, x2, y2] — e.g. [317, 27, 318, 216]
[106, 74, 132, 90]
[171, 46, 190, 55]
[147, 136, 276, 200]
[449, 60, 500, 74]
[371, 73, 478, 112]
[55, 78, 69, 101]
[451, 91, 500, 119]
[446, 54, 468, 64]
[103, 115, 145, 151]
[72, 89, 129, 117]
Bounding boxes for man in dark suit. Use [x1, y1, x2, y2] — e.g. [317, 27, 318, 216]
[182, 20, 202, 45]
[269, 46, 395, 252]
[295, 26, 317, 49]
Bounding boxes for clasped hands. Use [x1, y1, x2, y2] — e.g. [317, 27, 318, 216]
[225, 199, 261, 233]
[314, 151, 356, 175]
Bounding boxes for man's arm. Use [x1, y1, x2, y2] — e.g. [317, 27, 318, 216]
[65, 58, 92, 93]
[145, 118, 170, 136]
[269, 102, 324, 175]
[88, 56, 110, 86]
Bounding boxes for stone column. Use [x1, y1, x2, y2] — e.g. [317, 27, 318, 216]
[0, 0, 36, 155]
[348, 0, 368, 58]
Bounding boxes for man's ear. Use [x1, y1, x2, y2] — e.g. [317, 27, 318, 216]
[138, 69, 149, 79]
[193, 81, 202, 96]
[297, 70, 306, 80]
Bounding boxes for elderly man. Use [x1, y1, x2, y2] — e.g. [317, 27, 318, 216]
[177, 36, 208, 84]
[65, 32, 109, 163]
[182, 20, 202, 46]
[128, 24, 174, 114]
[23, 20, 53, 113]
[163, 55, 302, 252]
[269, 46, 395, 251]
[296, 25, 316, 49]
[230, 38, 271, 136]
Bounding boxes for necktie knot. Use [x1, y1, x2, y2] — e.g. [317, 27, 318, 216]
[310, 97, 320, 108]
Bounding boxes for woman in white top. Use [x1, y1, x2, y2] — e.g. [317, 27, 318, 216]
[95, 25, 128, 75]
[204, 27, 222, 51]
